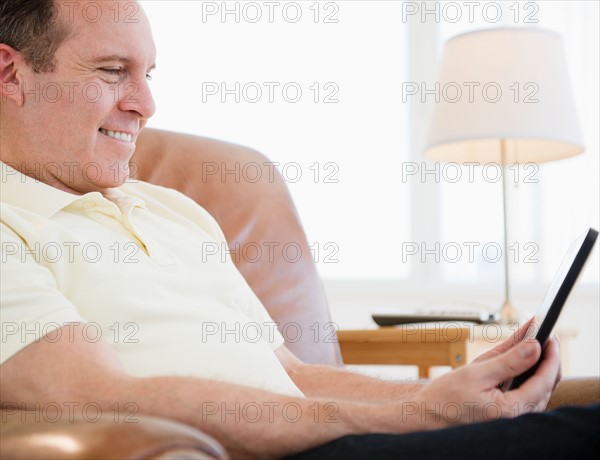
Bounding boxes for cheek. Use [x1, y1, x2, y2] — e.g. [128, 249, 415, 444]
[48, 80, 114, 118]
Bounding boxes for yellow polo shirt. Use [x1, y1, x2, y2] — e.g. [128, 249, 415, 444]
[0, 161, 303, 397]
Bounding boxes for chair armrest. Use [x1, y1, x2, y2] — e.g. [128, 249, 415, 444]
[0, 409, 228, 460]
[546, 377, 600, 411]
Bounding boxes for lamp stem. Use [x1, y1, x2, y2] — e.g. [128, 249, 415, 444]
[500, 139, 518, 323]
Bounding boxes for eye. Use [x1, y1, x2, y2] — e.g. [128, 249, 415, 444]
[146, 73, 153, 81]
[100, 67, 124, 76]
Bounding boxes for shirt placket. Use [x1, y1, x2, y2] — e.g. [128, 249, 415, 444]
[117, 198, 177, 267]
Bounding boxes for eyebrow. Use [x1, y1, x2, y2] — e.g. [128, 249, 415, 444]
[89, 55, 156, 71]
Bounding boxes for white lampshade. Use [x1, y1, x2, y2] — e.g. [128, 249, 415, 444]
[424, 28, 584, 164]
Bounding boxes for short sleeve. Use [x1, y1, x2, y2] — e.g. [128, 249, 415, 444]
[241, 287, 286, 351]
[0, 224, 85, 364]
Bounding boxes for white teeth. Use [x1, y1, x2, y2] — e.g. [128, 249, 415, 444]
[100, 128, 132, 143]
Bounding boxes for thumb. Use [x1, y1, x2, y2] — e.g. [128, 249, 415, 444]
[478, 340, 541, 387]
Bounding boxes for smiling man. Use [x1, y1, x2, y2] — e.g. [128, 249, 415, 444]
[0, 0, 155, 194]
[0, 1, 597, 459]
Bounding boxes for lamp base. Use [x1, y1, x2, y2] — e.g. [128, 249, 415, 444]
[499, 300, 519, 324]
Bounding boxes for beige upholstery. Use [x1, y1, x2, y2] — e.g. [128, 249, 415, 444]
[0, 129, 597, 459]
[546, 378, 600, 411]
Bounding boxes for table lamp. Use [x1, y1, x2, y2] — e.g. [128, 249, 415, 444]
[424, 28, 584, 323]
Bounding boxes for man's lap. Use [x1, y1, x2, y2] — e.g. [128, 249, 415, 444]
[286, 404, 600, 460]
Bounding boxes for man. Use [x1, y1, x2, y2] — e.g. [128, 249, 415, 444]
[0, 1, 596, 459]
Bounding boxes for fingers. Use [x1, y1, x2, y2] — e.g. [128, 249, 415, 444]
[506, 316, 536, 347]
[539, 337, 561, 391]
[542, 334, 562, 393]
[508, 338, 561, 412]
[477, 340, 542, 388]
[486, 317, 536, 356]
[516, 316, 536, 341]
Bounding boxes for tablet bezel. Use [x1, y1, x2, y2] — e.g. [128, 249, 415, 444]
[506, 227, 598, 390]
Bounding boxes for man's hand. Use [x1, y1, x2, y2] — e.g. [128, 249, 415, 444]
[472, 317, 562, 392]
[411, 328, 561, 429]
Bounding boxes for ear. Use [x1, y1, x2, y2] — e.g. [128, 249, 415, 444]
[0, 44, 26, 107]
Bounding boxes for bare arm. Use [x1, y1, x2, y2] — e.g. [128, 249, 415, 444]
[276, 345, 424, 402]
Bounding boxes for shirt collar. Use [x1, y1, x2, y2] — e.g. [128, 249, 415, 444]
[0, 161, 81, 218]
[0, 161, 145, 218]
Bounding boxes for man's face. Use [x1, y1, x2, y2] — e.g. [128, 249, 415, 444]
[15, 0, 156, 193]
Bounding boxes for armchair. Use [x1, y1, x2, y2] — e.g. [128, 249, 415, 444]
[1, 129, 598, 459]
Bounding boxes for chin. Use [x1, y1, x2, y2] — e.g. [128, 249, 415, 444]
[77, 159, 132, 192]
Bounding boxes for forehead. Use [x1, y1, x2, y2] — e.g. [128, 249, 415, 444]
[56, 0, 156, 63]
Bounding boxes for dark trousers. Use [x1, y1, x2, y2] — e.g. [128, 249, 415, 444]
[286, 404, 600, 460]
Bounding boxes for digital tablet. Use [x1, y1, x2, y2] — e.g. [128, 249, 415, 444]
[504, 227, 598, 390]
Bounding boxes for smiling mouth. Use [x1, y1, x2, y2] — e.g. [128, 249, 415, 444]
[99, 128, 133, 143]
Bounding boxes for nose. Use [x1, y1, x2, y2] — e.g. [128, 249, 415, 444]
[119, 75, 156, 120]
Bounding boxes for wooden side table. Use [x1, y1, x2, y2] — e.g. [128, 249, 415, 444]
[337, 325, 470, 378]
